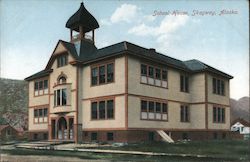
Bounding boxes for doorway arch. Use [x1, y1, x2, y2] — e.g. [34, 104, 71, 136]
[57, 117, 67, 140]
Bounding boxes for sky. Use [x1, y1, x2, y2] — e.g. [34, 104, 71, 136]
[0, 0, 249, 99]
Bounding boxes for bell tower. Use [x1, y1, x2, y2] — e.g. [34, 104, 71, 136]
[66, 2, 99, 44]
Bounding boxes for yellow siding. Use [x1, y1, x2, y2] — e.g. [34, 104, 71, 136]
[82, 96, 126, 129]
[207, 104, 230, 130]
[128, 96, 206, 129]
[207, 74, 230, 105]
[81, 56, 126, 98]
[28, 108, 48, 130]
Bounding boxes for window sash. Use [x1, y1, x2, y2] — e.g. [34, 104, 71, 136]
[162, 103, 167, 113]
[107, 64, 114, 83]
[91, 67, 98, 85]
[213, 78, 217, 93]
[149, 101, 154, 112]
[162, 70, 167, 80]
[99, 66, 106, 84]
[148, 66, 154, 78]
[107, 100, 114, 119]
[107, 132, 114, 141]
[34, 109, 38, 117]
[155, 102, 161, 112]
[44, 80, 48, 89]
[141, 64, 147, 76]
[185, 76, 189, 92]
[181, 105, 189, 122]
[39, 109, 43, 117]
[99, 101, 106, 119]
[141, 100, 147, 112]
[35, 82, 39, 90]
[62, 89, 67, 105]
[155, 68, 161, 79]
[57, 90, 61, 106]
[44, 108, 48, 116]
[91, 102, 98, 119]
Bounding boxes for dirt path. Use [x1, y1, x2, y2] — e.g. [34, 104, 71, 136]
[0, 154, 110, 162]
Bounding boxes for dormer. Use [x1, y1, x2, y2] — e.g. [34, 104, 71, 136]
[66, 2, 99, 44]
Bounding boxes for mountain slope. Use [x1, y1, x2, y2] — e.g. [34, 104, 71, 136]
[0, 78, 28, 130]
[230, 97, 249, 122]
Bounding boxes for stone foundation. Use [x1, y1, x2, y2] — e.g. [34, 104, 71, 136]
[82, 130, 231, 143]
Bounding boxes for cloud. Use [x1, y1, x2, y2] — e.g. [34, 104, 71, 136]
[110, 4, 139, 23]
[100, 19, 111, 26]
[128, 15, 189, 37]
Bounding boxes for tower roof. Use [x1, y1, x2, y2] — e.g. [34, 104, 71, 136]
[66, 2, 99, 33]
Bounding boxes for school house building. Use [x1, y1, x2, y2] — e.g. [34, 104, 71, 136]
[25, 3, 233, 143]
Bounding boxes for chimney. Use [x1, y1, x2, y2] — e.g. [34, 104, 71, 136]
[148, 48, 156, 53]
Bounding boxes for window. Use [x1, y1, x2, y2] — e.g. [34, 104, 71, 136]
[34, 108, 48, 123]
[162, 103, 168, 113]
[44, 108, 48, 116]
[62, 89, 67, 105]
[39, 81, 43, 90]
[54, 89, 68, 107]
[107, 100, 114, 119]
[99, 101, 106, 119]
[91, 132, 97, 141]
[91, 68, 98, 85]
[57, 55, 68, 67]
[107, 132, 114, 141]
[180, 105, 189, 122]
[58, 76, 66, 84]
[107, 63, 114, 83]
[213, 106, 225, 123]
[99, 66, 106, 84]
[156, 102, 161, 112]
[213, 78, 225, 95]
[57, 90, 61, 106]
[180, 75, 189, 92]
[44, 80, 48, 89]
[141, 64, 147, 76]
[35, 82, 39, 91]
[149, 101, 154, 112]
[91, 102, 98, 119]
[34, 133, 38, 140]
[34, 109, 38, 117]
[141, 100, 147, 112]
[148, 66, 154, 78]
[182, 133, 188, 140]
[140, 100, 168, 121]
[39, 109, 43, 117]
[34, 79, 48, 96]
[91, 63, 114, 85]
[155, 68, 161, 79]
[162, 70, 167, 81]
[140, 64, 168, 88]
[6, 129, 11, 136]
[91, 100, 114, 120]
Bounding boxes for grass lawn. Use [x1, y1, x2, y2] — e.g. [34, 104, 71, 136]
[1, 140, 249, 162]
[94, 140, 249, 160]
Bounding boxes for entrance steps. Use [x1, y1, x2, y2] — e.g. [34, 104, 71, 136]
[156, 130, 174, 143]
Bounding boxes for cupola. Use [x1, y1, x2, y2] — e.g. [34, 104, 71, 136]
[66, 2, 99, 44]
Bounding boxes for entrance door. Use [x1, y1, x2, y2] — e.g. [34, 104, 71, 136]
[58, 117, 67, 140]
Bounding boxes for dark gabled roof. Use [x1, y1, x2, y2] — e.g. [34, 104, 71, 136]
[26, 40, 233, 81]
[25, 69, 52, 81]
[66, 2, 99, 32]
[184, 59, 233, 79]
[231, 118, 250, 127]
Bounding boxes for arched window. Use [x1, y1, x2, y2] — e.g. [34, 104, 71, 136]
[58, 76, 67, 84]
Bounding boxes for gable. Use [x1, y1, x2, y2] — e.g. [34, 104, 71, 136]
[45, 40, 76, 70]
